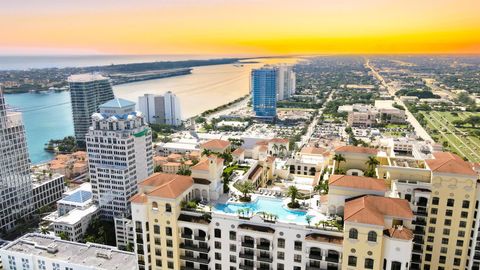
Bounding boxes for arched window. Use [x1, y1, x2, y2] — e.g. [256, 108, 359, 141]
[349, 228, 358, 239]
[368, 231, 377, 242]
[152, 202, 158, 210]
[165, 203, 172, 212]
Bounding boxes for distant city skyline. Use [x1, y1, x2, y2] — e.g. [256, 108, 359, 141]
[1, 0, 479, 55]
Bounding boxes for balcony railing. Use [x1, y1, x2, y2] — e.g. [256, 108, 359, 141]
[239, 253, 254, 260]
[309, 253, 322, 260]
[241, 241, 255, 248]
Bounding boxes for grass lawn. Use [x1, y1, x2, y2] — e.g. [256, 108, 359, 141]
[420, 111, 480, 162]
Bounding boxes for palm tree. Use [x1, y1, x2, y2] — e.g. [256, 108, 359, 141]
[333, 154, 346, 172]
[286, 186, 300, 208]
[236, 181, 255, 201]
[305, 215, 313, 226]
[272, 144, 279, 155]
[279, 144, 287, 158]
[365, 156, 379, 177]
[40, 226, 49, 235]
[201, 149, 212, 157]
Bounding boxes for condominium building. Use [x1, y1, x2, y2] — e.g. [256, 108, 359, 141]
[0, 233, 138, 270]
[276, 64, 296, 101]
[86, 98, 154, 219]
[0, 87, 33, 232]
[115, 141, 479, 270]
[251, 67, 278, 120]
[68, 73, 115, 147]
[138, 92, 182, 126]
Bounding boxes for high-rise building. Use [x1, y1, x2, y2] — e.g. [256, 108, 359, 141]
[276, 65, 296, 101]
[251, 67, 278, 120]
[86, 98, 154, 219]
[68, 73, 115, 147]
[138, 91, 182, 126]
[0, 87, 33, 232]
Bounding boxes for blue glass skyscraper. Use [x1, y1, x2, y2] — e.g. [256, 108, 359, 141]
[251, 67, 277, 120]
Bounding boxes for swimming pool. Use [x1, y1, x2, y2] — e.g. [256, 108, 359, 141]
[214, 197, 310, 224]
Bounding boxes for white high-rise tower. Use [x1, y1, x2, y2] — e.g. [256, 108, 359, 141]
[138, 91, 182, 126]
[0, 87, 33, 232]
[86, 98, 154, 219]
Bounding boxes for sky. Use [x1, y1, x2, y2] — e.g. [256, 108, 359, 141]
[1, 0, 479, 55]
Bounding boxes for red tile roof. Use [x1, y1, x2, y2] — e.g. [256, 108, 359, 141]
[232, 148, 245, 156]
[269, 138, 289, 144]
[329, 175, 388, 191]
[384, 227, 414, 240]
[335, 146, 378, 155]
[426, 152, 476, 176]
[344, 195, 413, 226]
[201, 139, 230, 149]
[301, 146, 328, 155]
[136, 173, 193, 199]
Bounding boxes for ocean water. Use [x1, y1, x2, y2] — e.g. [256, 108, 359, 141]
[4, 92, 74, 164]
[2, 57, 299, 164]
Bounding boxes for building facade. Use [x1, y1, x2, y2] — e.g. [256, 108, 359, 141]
[86, 98, 154, 219]
[0, 87, 33, 233]
[251, 67, 278, 120]
[68, 74, 115, 147]
[138, 92, 182, 126]
[0, 233, 138, 270]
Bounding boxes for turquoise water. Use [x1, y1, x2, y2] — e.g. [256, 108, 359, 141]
[214, 197, 309, 224]
[4, 92, 74, 164]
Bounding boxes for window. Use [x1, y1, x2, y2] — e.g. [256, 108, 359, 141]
[458, 231, 465, 237]
[277, 238, 285, 248]
[277, 251, 284, 260]
[368, 231, 377, 242]
[454, 258, 461, 266]
[442, 238, 449, 244]
[229, 231, 236, 240]
[277, 263, 284, 270]
[165, 203, 172, 212]
[154, 225, 160, 234]
[445, 209, 452, 216]
[460, 221, 467, 228]
[431, 208, 438, 215]
[166, 227, 172, 236]
[230, 255, 236, 263]
[440, 247, 448, 254]
[215, 241, 221, 249]
[215, 253, 221, 260]
[404, 194, 412, 202]
[447, 199, 454, 207]
[425, 254, 432, 262]
[439, 256, 446, 264]
[455, 249, 462, 256]
[365, 258, 374, 269]
[457, 240, 464, 247]
[391, 261, 402, 270]
[294, 254, 302, 262]
[428, 227, 435, 233]
[152, 201, 158, 210]
[444, 219, 451, 226]
[443, 229, 450, 235]
[349, 228, 358, 239]
[462, 200, 470, 208]
[214, 229, 221, 238]
[432, 197, 439, 205]
[348, 256, 357, 266]
[294, 241, 302, 251]
[461, 211, 468, 218]
[230, 244, 236, 252]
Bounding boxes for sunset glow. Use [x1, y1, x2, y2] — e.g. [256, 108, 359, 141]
[1, 0, 479, 55]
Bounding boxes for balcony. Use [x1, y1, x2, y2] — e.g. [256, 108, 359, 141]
[180, 255, 210, 264]
[325, 255, 339, 263]
[257, 255, 273, 263]
[239, 252, 254, 260]
[309, 253, 322, 261]
[194, 235, 207, 241]
[179, 243, 210, 253]
[181, 233, 193, 239]
[241, 241, 255, 248]
[257, 243, 270, 250]
[239, 264, 254, 270]
[306, 266, 321, 270]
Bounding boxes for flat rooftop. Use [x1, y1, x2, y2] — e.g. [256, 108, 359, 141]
[53, 205, 98, 225]
[2, 234, 137, 270]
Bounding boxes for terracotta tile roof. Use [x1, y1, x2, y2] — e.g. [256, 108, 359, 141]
[130, 193, 148, 203]
[154, 156, 168, 162]
[232, 148, 245, 156]
[138, 173, 193, 199]
[329, 175, 388, 191]
[300, 146, 328, 155]
[258, 145, 268, 152]
[344, 195, 413, 226]
[426, 152, 476, 176]
[335, 145, 378, 155]
[255, 140, 269, 146]
[163, 162, 181, 167]
[384, 227, 414, 240]
[269, 138, 289, 144]
[167, 153, 182, 161]
[248, 165, 263, 180]
[191, 159, 209, 171]
[201, 139, 230, 149]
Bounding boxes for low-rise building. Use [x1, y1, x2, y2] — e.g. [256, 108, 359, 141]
[52, 204, 99, 242]
[0, 233, 138, 270]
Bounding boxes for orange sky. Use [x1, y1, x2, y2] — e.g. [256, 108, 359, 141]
[1, 0, 479, 55]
